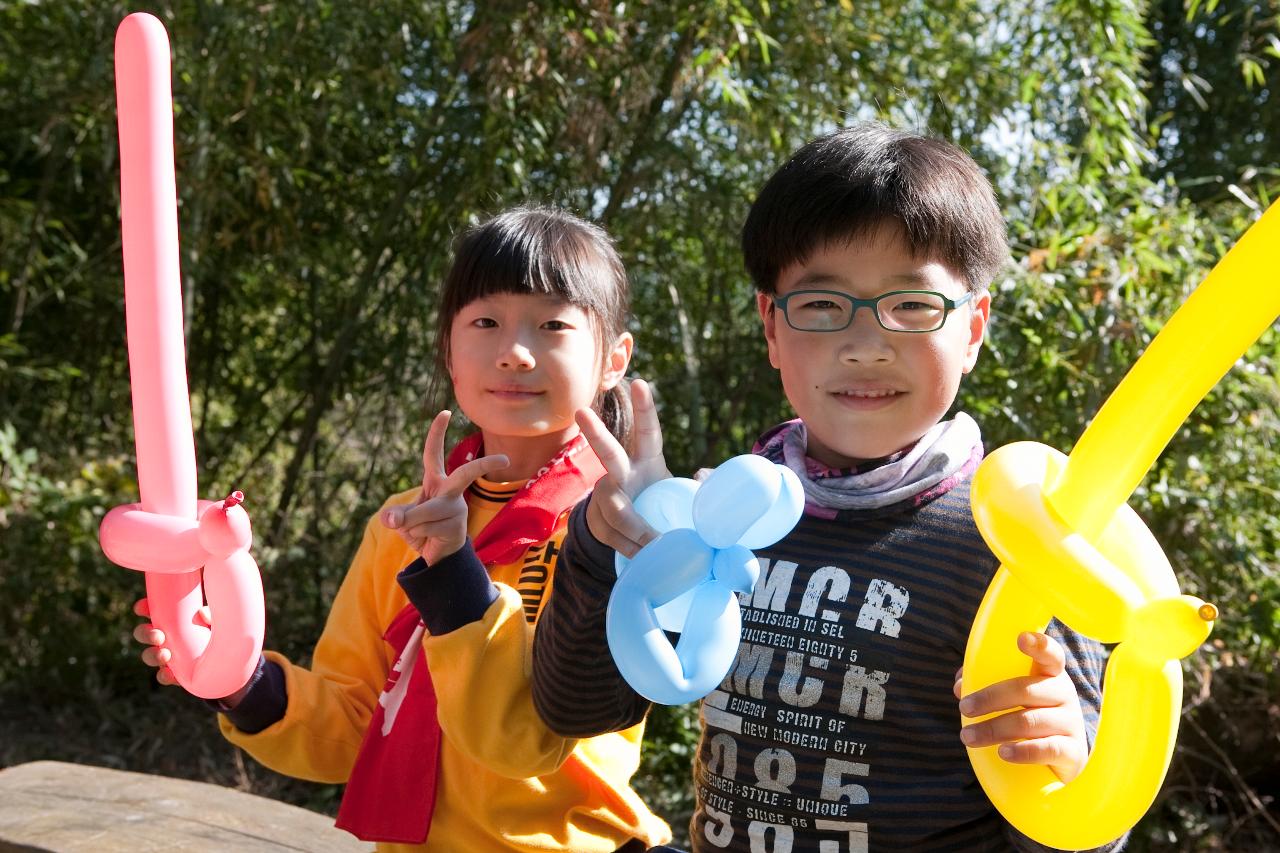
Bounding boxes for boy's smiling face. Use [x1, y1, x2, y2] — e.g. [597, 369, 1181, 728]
[757, 220, 990, 468]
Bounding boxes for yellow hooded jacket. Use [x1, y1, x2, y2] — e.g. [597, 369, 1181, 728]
[219, 481, 671, 852]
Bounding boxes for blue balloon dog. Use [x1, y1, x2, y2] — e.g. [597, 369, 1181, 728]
[606, 455, 804, 704]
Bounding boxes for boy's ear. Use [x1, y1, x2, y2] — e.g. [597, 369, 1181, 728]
[600, 331, 634, 390]
[757, 293, 782, 370]
[961, 290, 992, 374]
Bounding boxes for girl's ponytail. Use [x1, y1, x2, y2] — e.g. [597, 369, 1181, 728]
[596, 379, 633, 452]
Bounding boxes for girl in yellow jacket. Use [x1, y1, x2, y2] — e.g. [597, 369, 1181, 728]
[133, 207, 671, 852]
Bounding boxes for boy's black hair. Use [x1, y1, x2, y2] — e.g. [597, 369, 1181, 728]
[742, 123, 1009, 294]
[431, 206, 632, 446]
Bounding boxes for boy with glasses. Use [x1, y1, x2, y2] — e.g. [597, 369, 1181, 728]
[532, 124, 1124, 851]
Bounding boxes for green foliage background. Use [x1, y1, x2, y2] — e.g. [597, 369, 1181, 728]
[1, 1, 1276, 848]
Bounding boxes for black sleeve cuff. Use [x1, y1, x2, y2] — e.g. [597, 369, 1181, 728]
[397, 539, 500, 635]
[207, 655, 288, 734]
[563, 496, 621, 585]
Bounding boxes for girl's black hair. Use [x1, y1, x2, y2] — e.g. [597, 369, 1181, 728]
[431, 206, 632, 447]
[742, 123, 1010, 294]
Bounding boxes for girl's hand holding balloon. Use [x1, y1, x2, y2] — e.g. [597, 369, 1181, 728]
[380, 410, 510, 564]
[575, 379, 671, 558]
[132, 597, 254, 707]
[955, 631, 1089, 784]
[132, 597, 188, 687]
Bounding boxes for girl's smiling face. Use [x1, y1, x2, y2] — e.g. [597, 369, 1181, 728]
[758, 221, 990, 468]
[449, 292, 628, 440]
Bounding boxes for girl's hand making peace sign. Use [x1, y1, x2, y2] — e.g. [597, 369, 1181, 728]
[380, 410, 510, 564]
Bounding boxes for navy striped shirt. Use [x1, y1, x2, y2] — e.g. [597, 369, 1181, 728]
[533, 475, 1121, 852]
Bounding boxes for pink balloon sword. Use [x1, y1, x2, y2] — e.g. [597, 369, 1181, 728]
[99, 12, 264, 699]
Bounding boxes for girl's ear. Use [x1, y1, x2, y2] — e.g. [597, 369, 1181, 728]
[600, 331, 634, 390]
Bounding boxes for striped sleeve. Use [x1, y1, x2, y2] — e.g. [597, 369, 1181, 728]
[1048, 618, 1108, 747]
[531, 496, 652, 737]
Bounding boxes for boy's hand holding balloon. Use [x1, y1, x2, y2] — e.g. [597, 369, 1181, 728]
[380, 410, 509, 564]
[954, 631, 1088, 784]
[576, 379, 672, 558]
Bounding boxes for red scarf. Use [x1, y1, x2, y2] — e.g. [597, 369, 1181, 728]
[335, 432, 605, 844]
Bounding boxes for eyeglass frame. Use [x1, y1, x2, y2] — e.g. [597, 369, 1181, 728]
[770, 288, 975, 334]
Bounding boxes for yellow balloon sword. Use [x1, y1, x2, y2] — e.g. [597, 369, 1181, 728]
[962, 200, 1280, 848]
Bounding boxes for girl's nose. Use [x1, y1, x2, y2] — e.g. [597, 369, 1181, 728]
[497, 338, 536, 370]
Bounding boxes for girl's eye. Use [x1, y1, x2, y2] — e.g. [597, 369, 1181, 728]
[472, 317, 498, 328]
[541, 319, 572, 331]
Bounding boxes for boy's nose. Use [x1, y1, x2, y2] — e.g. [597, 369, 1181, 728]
[838, 308, 895, 363]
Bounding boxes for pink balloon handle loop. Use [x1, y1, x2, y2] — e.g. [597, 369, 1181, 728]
[101, 496, 265, 699]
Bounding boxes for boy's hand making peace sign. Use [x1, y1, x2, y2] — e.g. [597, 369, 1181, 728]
[575, 379, 672, 558]
[380, 410, 510, 565]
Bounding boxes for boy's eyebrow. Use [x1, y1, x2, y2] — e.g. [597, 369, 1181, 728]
[791, 270, 932, 289]
[793, 271, 847, 287]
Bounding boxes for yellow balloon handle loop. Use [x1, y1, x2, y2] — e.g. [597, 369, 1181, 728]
[964, 442, 1214, 849]
[961, 199, 1280, 849]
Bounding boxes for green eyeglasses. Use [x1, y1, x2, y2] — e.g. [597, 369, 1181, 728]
[772, 289, 974, 333]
